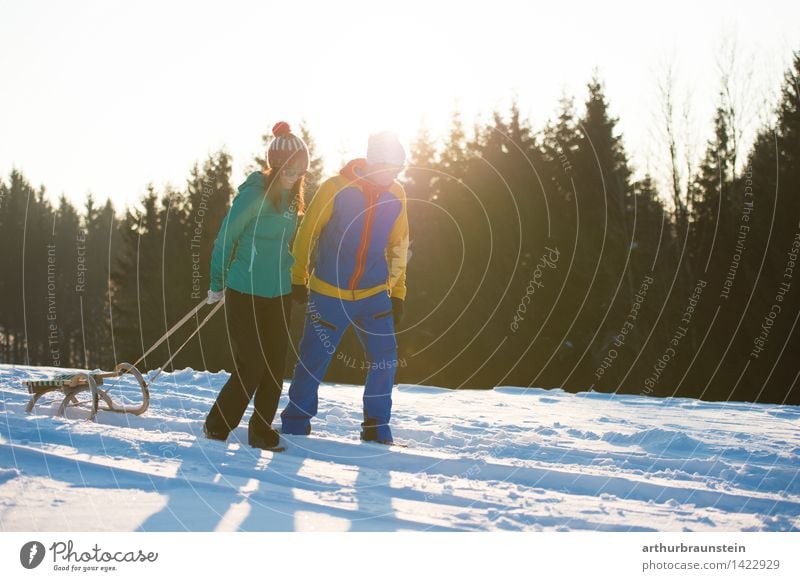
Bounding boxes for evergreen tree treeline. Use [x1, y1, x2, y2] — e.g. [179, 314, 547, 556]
[2, 55, 799, 405]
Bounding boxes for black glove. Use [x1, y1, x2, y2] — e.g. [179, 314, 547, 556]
[391, 297, 404, 326]
[291, 284, 308, 305]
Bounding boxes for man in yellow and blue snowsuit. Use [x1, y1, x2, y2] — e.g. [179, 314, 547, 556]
[280, 132, 409, 444]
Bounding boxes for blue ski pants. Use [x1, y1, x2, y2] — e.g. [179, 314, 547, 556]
[280, 290, 398, 441]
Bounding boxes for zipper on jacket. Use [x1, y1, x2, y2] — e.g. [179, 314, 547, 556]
[248, 239, 258, 273]
[348, 191, 378, 290]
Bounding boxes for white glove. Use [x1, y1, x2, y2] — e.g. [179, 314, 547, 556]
[207, 289, 225, 304]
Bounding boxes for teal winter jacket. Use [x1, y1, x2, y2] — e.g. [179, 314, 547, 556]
[209, 171, 297, 298]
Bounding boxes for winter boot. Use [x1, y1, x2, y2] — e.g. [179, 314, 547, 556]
[360, 417, 393, 445]
[280, 418, 312, 436]
[203, 423, 227, 442]
[249, 426, 283, 450]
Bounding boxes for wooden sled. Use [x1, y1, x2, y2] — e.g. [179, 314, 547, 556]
[23, 362, 150, 421]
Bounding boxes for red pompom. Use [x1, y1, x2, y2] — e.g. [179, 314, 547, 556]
[272, 121, 291, 137]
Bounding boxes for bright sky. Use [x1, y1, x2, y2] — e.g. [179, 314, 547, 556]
[1, 0, 798, 210]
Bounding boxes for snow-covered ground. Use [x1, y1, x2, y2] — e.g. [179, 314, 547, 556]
[1, 363, 798, 532]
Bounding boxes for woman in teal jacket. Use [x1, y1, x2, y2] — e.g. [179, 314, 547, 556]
[203, 121, 308, 450]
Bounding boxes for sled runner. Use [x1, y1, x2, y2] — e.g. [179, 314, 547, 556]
[23, 296, 224, 420]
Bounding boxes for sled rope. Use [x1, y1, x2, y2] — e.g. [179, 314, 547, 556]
[147, 298, 226, 385]
[131, 297, 212, 370]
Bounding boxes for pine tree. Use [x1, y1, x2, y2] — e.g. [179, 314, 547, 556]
[52, 194, 82, 367]
[27, 184, 57, 365]
[691, 99, 737, 269]
[557, 77, 637, 390]
[179, 151, 236, 371]
[298, 121, 325, 202]
[80, 195, 118, 368]
[736, 51, 800, 404]
[405, 124, 438, 198]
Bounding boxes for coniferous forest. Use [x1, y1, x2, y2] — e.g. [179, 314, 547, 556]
[2, 54, 799, 405]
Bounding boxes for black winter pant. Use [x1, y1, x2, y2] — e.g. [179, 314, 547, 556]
[205, 288, 293, 440]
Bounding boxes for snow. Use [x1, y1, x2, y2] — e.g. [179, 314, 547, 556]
[1, 364, 798, 532]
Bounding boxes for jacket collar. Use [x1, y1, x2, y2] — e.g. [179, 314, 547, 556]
[340, 158, 385, 197]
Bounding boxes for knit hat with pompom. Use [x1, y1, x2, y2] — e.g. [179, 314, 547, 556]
[267, 121, 310, 171]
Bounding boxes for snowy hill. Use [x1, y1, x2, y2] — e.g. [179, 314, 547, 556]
[1, 364, 798, 532]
